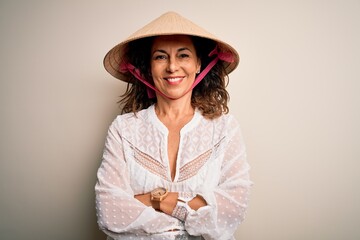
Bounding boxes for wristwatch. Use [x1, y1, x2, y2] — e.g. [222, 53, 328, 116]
[150, 187, 168, 210]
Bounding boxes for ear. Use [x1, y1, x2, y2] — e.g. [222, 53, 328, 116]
[196, 59, 201, 73]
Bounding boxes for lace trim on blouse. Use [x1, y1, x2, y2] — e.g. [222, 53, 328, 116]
[124, 136, 225, 182]
[178, 137, 224, 182]
[130, 143, 169, 180]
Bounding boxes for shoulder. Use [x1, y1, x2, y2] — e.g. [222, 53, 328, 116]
[116, 106, 152, 122]
[206, 112, 240, 130]
[195, 112, 242, 143]
[110, 107, 152, 130]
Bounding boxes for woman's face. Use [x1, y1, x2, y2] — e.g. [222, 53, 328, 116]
[150, 35, 201, 100]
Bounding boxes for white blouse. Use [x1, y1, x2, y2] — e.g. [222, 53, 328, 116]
[95, 105, 252, 240]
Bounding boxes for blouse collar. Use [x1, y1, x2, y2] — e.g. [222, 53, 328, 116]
[147, 104, 202, 135]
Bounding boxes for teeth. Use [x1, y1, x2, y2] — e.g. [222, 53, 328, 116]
[166, 77, 182, 82]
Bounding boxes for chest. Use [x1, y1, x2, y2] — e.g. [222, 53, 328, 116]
[122, 126, 225, 193]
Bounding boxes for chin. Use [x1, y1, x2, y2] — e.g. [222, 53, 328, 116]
[160, 90, 191, 100]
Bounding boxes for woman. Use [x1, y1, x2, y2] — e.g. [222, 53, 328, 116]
[95, 12, 252, 240]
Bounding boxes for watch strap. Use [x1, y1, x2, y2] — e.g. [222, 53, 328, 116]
[171, 192, 196, 221]
[152, 199, 160, 210]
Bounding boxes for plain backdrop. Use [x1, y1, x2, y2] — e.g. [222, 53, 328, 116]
[1, 0, 359, 239]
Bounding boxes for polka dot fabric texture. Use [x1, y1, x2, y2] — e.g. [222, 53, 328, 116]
[95, 105, 252, 240]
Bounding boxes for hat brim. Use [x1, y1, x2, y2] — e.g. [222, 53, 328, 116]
[104, 12, 239, 83]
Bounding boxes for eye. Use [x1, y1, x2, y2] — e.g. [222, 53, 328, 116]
[153, 55, 167, 60]
[179, 53, 190, 58]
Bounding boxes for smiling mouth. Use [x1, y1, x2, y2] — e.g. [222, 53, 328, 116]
[164, 77, 184, 84]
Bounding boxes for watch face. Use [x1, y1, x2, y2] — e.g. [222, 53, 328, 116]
[153, 188, 166, 196]
[151, 187, 168, 201]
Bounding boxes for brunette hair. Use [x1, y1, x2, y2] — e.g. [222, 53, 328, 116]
[119, 35, 230, 119]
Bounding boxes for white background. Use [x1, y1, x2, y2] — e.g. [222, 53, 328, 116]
[1, 0, 359, 239]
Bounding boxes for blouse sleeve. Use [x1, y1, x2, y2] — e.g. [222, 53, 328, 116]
[184, 117, 253, 240]
[95, 118, 182, 238]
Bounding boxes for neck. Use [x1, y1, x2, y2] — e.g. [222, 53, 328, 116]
[155, 95, 194, 121]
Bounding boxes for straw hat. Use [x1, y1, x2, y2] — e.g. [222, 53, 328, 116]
[103, 11, 239, 83]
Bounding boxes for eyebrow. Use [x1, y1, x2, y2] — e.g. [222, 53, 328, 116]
[152, 47, 192, 55]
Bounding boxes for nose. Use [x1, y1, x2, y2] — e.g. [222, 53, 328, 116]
[166, 56, 179, 73]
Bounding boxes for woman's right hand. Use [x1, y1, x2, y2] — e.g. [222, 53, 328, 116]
[135, 192, 207, 215]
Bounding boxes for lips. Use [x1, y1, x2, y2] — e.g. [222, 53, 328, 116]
[164, 76, 184, 85]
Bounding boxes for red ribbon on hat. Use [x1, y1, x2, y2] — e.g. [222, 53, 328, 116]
[119, 46, 234, 100]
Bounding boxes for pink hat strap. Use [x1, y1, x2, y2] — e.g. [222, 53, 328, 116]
[119, 62, 158, 98]
[119, 46, 234, 99]
[190, 46, 235, 91]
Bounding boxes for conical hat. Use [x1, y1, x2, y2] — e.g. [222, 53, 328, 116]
[104, 11, 240, 82]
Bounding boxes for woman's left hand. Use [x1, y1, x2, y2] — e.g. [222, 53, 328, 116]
[134, 192, 206, 215]
[134, 192, 178, 214]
